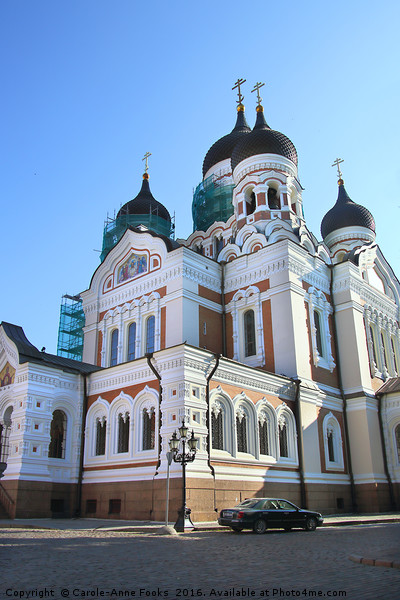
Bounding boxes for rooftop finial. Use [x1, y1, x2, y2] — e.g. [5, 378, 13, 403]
[251, 81, 265, 111]
[232, 78, 246, 110]
[332, 157, 344, 184]
[142, 151, 152, 177]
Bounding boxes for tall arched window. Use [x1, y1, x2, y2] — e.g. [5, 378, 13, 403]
[314, 310, 323, 357]
[370, 326, 377, 366]
[212, 411, 223, 450]
[391, 337, 399, 373]
[117, 413, 130, 453]
[279, 417, 288, 458]
[0, 406, 13, 463]
[110, 329, 119, 366]
[381, 332, 388, 370]
[259, 419, 269, 456]
[245, 191, 256, 215]
[395, 424, 400, 464]
[236, 411, 247, 453]
[244, 310, 256, 357]
[127, 322, 136, 361]
[327, 427, 335, 462]
[143, 409, 155, 450]
[146, 316, 155, 354]
[48, 410, 67, 459]
[267, 187, 280, 209]
[96, 418, 106, 456]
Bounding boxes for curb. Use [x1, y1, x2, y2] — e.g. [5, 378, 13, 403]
[349, 554, 400, 570]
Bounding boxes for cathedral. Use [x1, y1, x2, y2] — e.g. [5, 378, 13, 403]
[1, 81, 400, 522]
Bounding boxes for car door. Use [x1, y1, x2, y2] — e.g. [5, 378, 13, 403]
[276, 500, 299, 528]
[260, 500, 282, 528]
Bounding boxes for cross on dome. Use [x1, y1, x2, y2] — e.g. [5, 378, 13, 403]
[251, 81, 265, 106]
[232, 78, 246, 107]
[142, 151, 152, 174]
[332, 157, 344, 181]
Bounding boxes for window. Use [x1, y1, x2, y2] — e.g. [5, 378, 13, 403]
[244, 310, 256, 357]
[109, 499, 121, 514]
[278, 417, 288, 458]
[215, 237, 224, 257]
[322, 412, 344, 470]
[391, 337, 399, 373]
[127, 322, 136, 361]
[110, 329, 119, 366]
[212, 410, 223, 450]
[259, 419, 269, 456]
[370, 326, 378, 366]
[395, 424, 400, 464]
[142, 409, 155, 450]
[117, 413, 130, 453]
[327, 428, 335, 462]
[145, 316, 155, 354]
[244, 188, 256, 216]
[236, 411, 247, 453]
[314, 311, 323, 357]
[48, 410, 66, 459]
[307, 287, 335, 372]
[95, 418, 106, 456]
[0, 406, 13, 463]
[268, 187, 280, 209]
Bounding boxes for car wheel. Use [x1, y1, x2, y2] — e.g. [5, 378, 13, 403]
[304, 517, 317, 532]
[231, 526, 243, 533]
[253, 519, 267, 534]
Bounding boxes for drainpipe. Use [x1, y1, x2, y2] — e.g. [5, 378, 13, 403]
[205, 354, 220, 512]
[376, 391, 396, 510]
[146, 353, 163, 475]
[329, 265, 357, 513]
[75, 373, 88, 517]
[220, 261, 227, 357]
[291, 377, 307, 508]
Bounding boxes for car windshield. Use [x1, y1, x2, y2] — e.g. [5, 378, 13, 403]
[234, 499, 262, 509]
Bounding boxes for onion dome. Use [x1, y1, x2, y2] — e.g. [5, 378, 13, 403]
[321, 179, 376, 239]
[202, 105, 251, 177]
[117, 173, 171, 222]
[231, 106, 298, 172]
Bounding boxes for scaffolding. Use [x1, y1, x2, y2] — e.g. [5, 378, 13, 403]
[57, 294, 85, 361]
[192, 175, 234, 233]
[100, 213, 175, 263]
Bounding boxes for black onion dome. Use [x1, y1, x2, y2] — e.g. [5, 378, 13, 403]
[202, 106, 251, 177]
[321, 180, 375, 239]
[231, 107, 298, 171]
[117, 174, 171, 222]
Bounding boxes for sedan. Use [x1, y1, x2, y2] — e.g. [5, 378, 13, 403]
[218, 498, 324, 534]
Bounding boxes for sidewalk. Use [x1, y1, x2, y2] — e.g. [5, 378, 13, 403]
[0, 511, 399, 531]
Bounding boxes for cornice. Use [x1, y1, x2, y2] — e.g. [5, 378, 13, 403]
[333, 275, 398, 320]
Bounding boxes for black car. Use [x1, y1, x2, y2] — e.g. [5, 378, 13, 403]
[218, 498, 323, 534]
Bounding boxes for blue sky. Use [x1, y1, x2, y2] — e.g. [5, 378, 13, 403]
[1, 0, 400, 354]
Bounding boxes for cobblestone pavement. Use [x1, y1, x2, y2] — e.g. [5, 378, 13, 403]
[0, 523, 399, 600]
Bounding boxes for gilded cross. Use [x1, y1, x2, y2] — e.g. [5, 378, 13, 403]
[332, 158, 344, 179]
[251, 81, 265, 106]
[142, 151, 152, 173]
[232, 78, 246, 106]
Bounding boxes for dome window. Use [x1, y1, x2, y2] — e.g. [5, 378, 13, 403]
[244, 188, 256, 216]
[268, 187, 280, 210]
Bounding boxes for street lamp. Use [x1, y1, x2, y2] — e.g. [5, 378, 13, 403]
[169, 418, 198, 532]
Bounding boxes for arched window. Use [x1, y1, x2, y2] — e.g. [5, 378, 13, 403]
[117, 413, 130, 453]
[279, 417, 288, 458]
[370, 326, 378, 366]
[110, 329, 119, 366]
[323, 412, 344, 470]
[244, 310, 256, 357]
[212, 410, 223, 450]
[259, 419, 269, 456]
[143, 409, 155, 450]
[395, 424, 400, 464]
[215, 237, 224, 257]
[0, 406, 13, 463]
[95, 418, 106, 456]
[236, 411, 247, 453]
[48, 410, 67, 459]
[314, 310, 323, 357]
[146, 316, 155, 354]
[391, 337, 399, 373]
[267, 187, 280, 209]
[127, 322, 136, 361]
[381, 332, 388, 370]
[245, 189, 256, 215]
[327, 428, 335, 462]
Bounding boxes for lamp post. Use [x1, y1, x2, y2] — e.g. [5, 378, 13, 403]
[169, 418, 198, 532]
